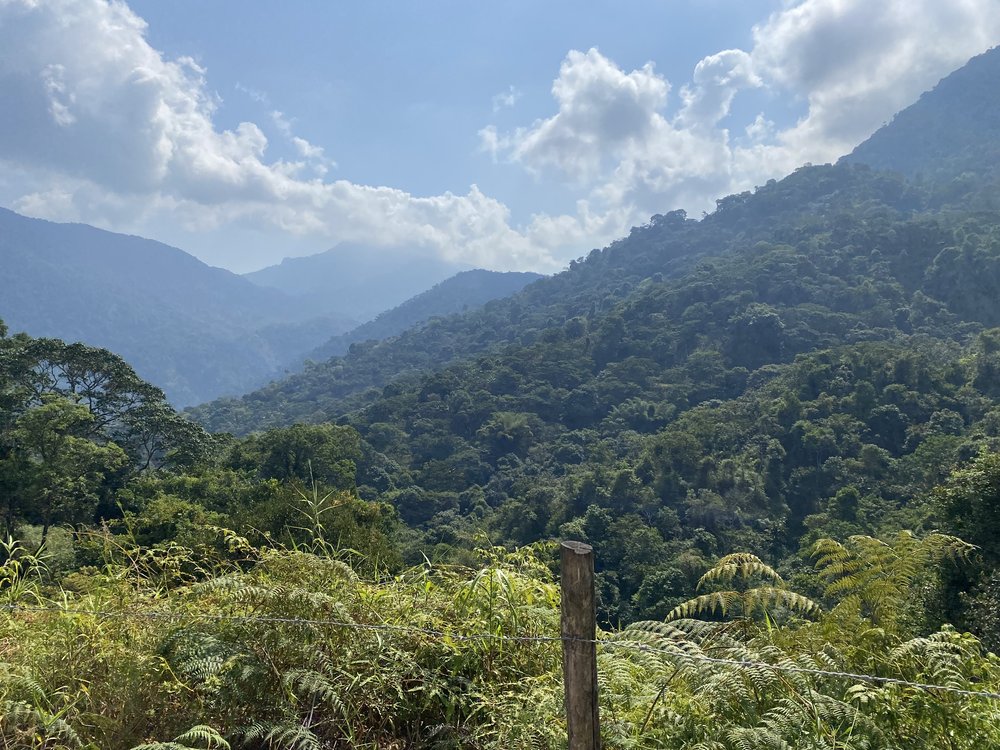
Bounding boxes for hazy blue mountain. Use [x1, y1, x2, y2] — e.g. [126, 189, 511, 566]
[188, 163, 928, 433]
[844, 45, 1000, 184]
[190, 46, 1000, 435]
[306, 269, 544, 362]
[244, 244, 472, 321]
[0, 208, 356, 406]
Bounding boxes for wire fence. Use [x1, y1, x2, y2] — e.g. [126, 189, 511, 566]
[5, 601, 1000, 702]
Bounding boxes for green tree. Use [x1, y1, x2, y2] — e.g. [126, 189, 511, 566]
[0, 331, 208, 474]
[812, 531, 972, 632]
[8, 397, 127, 545]
[230, 423, 361, 490]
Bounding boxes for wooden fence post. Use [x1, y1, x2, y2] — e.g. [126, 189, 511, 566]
[561, 540, 601, 750]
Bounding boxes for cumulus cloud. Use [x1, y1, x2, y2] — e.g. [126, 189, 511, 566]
[3, 0, 999, 275]
[0, 0, 562, 271]
[506, 49, 669, 183]
[486, 0, 1000, 229]
[676, 49, 761, 130]
[485, 46, 761, 220]
[752, 0, 1000, 161]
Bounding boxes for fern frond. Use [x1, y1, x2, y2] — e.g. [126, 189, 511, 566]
[262, 722, 321, 750]
[667, 591, 742, 620]
[130, 724, 229, 750]
[173, 725, 230, 749]
[697, 553, 784, 589]
[284, 668, 346, 719]
[813, 531, 975, 629]
[742, 586, 821, 617]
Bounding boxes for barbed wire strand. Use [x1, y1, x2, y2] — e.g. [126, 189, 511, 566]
[6, 601, 1000, 700]
[0, 602, 566, 643]
[598, 639, 1000, 701]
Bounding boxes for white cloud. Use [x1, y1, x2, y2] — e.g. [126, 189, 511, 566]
[270, 110, 294, 137]
[235, 82, 270, 105]
[486, 47, 760, 220]
[752, 0, 1000, 161]
[270, 110, 334, 174]
[491, 85, 522, 112]
[0, 0, 563, 271]
[486, 1, 1000, 230]
[507, 49, 669, 183]
[676, 49, 761, 130]
[478, 125, 501, 163]
[2, 0, 999, 276]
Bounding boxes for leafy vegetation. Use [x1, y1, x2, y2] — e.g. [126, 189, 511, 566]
[190, 157, 1000, 627]
[3, 527, 1000, 749]
[7, 47, 1000, 746]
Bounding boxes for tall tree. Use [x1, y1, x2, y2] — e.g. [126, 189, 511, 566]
[7, 396, 127, 544]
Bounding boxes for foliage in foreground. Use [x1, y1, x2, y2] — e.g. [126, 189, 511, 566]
[2, 533, 999, 749]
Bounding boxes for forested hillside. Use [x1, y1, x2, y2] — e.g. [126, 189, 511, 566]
[0, 208, 358, 406]
[306, 269, 543, 362]
[189, 45, 1000, 631]
[192, 164, 925, 433]
[5, 317, 1000, 748]
[187, 166, 1000, 631]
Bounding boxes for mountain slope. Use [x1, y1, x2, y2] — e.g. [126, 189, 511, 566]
[844, 45, 1000, 184]
[192, 46, 1000, 622]
[244, 244, 472, 321]
[0, 208, 356, 405]
[189, 164, 925, 433]
[306, 269, 544, 362]
[191, 161, 1000, 622]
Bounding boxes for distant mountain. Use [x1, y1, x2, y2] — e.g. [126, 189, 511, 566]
[844, 45, 1000, 185]
[244, 244, 472, 322]
[306, 270, 544, 362]
[190, 44, 1000, 437]
[0, 208, 356, 406]
[188, 164, 931, 432]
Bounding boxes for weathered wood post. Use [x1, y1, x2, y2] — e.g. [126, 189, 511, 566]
[561, 540, 601, 750]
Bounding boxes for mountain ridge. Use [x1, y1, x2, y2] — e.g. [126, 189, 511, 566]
[844, 45, 1000, 185]
[305, 269, 544, 363]
[244, 243, 473, 322]
[0, 207, 357, 405]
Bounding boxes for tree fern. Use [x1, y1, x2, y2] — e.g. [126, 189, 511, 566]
[697, 553, 784, 588]
[130, 725, 229, 750]
[812, 532, 973, 629]
[666, 552, 819, 629]
[246, 722, 320, 750]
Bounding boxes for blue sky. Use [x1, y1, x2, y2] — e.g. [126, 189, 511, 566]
[127, 1, 785, 215]
[1, 0, 998, 273]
